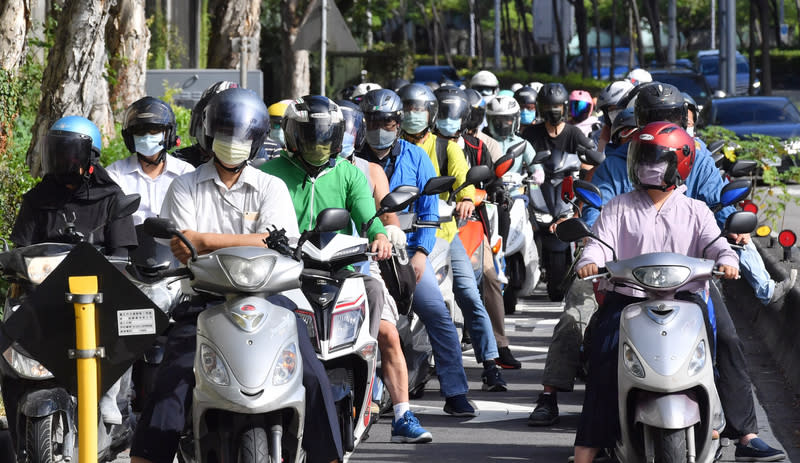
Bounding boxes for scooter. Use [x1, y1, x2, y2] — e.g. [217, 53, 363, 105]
[501, 171, 541, 313]
[144, 210, 322, 463]
[555, 208, 758, 463]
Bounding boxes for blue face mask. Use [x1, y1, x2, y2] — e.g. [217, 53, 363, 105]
[133, 133, 165, 157]
[341, 132, 355, 158]
[520, 109, 536, 125]
[272, 127, 285, 146]
[401, 111, 429, 135]
[436, 118, 462, 137]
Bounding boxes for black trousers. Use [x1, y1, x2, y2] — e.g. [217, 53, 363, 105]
[130, 295, 343, 463]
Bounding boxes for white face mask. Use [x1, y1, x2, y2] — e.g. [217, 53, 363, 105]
[686, 126, 695, 137]
[212, 136, 252, 166]
[134, 133, 165, 157]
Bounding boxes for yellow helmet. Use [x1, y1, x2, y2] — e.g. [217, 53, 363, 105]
[268, 101, 289, 118]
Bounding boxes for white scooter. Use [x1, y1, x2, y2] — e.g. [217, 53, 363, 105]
[501, 171, 540, 314]
[556, 206, 758, 463]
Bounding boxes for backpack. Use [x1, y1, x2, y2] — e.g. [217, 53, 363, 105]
[434, 136, 449, 176]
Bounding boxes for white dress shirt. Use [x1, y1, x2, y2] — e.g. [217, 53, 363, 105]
[107, 154, 195, 225]
[160, 161, 300, 238]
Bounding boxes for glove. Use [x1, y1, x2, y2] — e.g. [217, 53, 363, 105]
[530, 165, 545, 185]
[384, 224, 407, 249]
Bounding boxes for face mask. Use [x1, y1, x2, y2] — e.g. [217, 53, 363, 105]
[302, 145, 332, 167]
[686, 126, 695, 137]
[272, 127, 285, 146]
[133, 133, 165, 157]
[436, 118, 462, 137]
[366, 128, 397, 150]
[520, 109, 536, 125]
[402, 111, 429, 135]
[212, 136, 252, 166]
[636, 161, 668, 188]
[544, 109, 563, 125]
[341, 132, 355, 158]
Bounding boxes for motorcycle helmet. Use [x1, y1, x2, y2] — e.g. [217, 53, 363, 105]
[682, 92, 699, 125]
[203, 87, 269, 169]
[634, 82, 687, 129]
[336, 99, 366, 159]
[423, 81, 440, 92]
[510, 82, 523, 92]
[189, 81, 239, 150]
[284, 95, 344, 170]
[268, 100, 291, 146]
[121, 97, 178, 161]
[514, 86, 538, 126]
[470, 70, 500, 97]
[43, 116, 102, 182]
[486, 95, 520, 140]
[359, 89, 404, 150]
[387, 77, 410, 92]
[610, 107, 637, 146]
[569, 90, 594, 123]
[433, 86, 469, 138]
[351, 82, 382, 104]
[627, 121, 695, 190]
[464, 88, 486, 131]
[397, 83, 438, 135]
[536, 83, 569, 125]
[626, 68, 653, 86]
[597, 80, 635, 126]
[528, 81, 544, 93]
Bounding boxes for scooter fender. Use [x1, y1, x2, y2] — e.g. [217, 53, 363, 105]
[20, 387, 74, 419]
[633, 392, 701, 429]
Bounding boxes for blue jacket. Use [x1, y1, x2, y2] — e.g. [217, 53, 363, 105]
[357, 138, 439, 255]
[583, 139, 736, 229]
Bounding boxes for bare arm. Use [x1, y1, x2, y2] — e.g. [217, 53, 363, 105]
[368, 162, 400, 227]
[170, 230, 270, 264]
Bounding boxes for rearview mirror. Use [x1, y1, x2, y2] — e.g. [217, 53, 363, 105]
[555, 218, 594, 243]
[143, 217, 179, 239]
[465, 165, 492, 186]
[728, 160, 757, 177]
[533, 150, 551, 164]
[314, 208, 351, 233]
[719, 179, 752, 208]
[422, 176, 456, 196]
[573, 180, 603, 210]
[380, 190, 418, 213]
[707, 140, 725, 155]
[112, 194, 141, 221]
[724, 211, 757, 235]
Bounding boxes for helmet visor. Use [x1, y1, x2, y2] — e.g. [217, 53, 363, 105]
[637, 106, 687, 127]
[437, 97, 469, 120]
[295, 118, 344, 164]
[43, 132, 92, 176]
[489, 115, 515, 139]
[569, 100, 592, 119]
[204, 99, 268, 143]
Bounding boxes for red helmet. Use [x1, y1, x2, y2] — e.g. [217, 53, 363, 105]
[627, 121, 695, 189]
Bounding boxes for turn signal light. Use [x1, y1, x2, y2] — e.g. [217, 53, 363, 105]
[492, 238, 503, 255]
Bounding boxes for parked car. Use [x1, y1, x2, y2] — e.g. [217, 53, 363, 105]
[697, 96, 800, 167]
[695, 49, 761, 95]
[412, 65, 462, 86]
[567, 47, 639, 80]
[648, 67, 713, 112]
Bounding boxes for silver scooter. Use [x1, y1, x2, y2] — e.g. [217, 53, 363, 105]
[144, 212, 352, 463]
[556, 207, 758, 463]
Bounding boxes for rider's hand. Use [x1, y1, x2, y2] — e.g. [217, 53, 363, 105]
[718, 264, 739, 279]
[549, 217, 568, 234]
[577, 263, 599, 279]
[371, 234, 392, 261]
[728, 233, 751, 245]
[384, 224, 407, 248]
[411, 251, 427, 283]
[170, 230, 203, 264]
[455, 200, 475, 220]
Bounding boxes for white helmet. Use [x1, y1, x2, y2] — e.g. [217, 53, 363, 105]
[351, 82, 383, 102]
[510, 82, 523, 92]
[485, 95, 520, 140]
[626, 68, 653, 86]
[470, 70, 500, 97]
[528, 81, 544, 93]
[597, 80, 635, 112]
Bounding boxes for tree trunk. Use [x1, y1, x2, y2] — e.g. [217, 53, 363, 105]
[593, 0, 600, 78]
[431, 1, 454, 68]
[26, 0, 114, 177]
[0, 0, 29, 72]
[629, 0, 645, 67]
[207, 0, 261, 69]
[570, 0, 590, 78]
[758, 0, 772, 95]
[611, 0, 617, 75]
[749, 0, 757, 95]
[642, 0, 664, 64]
[280, 0, 311, 98]
[553, 0, 566, 76]
[106, 0, 150, 117]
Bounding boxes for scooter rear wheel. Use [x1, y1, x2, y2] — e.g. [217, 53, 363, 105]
[25, 413, 66, 463]
[237, 426, 269, 463]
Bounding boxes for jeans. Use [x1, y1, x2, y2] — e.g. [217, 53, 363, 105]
[738, 241, 774, 305]
[450, 235, 499, 363]
[411, 256, 469, 398]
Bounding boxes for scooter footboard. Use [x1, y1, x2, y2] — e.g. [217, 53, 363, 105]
[634, 391, 701, 429]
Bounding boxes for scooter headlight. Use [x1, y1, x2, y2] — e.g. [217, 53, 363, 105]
[3, 347, 53, 379]
[135, 281, 180, 314]
[24, 255, 67, 285]
[687, 340, 706, 377]
[622, 343, 646, 378]
[435, 264, 450, 284]
[272, 343, 298, 385]
[200, 343, 230, 386]
[219, 255, 276, 290]
[330, 301, 365, 351]
[632, 265, 691, 289]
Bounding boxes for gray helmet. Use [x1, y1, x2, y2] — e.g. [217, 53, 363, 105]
[397, 83, 438, 131]
[610, 107, 637, 146]
[434, 86, 469, 137]
[464, 88, 486, 130]
[359, 89, 404, 150]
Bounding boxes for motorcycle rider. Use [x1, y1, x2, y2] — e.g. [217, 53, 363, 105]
[129, 88, 343, 463]
[470, 70, 500, 99]
[485, 95, 542, 179]
[262, 95, 433, 443]
[399, 83, 508, 390]
[464, 88, 502, 162]
[258, 100, 290, 160]
[8, 116, 138, 428]
[107, 96, 195, 225]
[573, 121, 739, 463]
[172, 80, 239, 167]
[513, 86, 539, 133]
[355, 88, 478, 416]
[433, 86, 523, 371]
[595, 79, 635, 152]
[567, 89, 600, 137]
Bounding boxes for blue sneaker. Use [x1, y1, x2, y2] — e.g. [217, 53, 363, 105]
[735, 437, 785, 461]
[391, 411, 433, 443]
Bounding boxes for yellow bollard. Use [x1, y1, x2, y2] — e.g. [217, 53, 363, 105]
[68, 276, 99, 463]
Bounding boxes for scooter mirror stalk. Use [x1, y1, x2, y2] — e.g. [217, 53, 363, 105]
[555, 218, 618, 261]
[362, 190, 419, 237]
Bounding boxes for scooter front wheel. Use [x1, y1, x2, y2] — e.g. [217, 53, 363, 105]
[651, 426, 689, 463]
[237, 426, 270, 463]
[25, 413, 66, 463]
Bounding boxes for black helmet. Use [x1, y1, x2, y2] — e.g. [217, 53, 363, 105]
[359, 89, 404, 150]
[682, 92, 698, 124]
[387, 77, 410, 92]
[190, 81, 239, 150]
[335, 99, 366, 157]
[610, 107, 637, 146]
[433, 86, 469, 137]
[122, 96, 178, 154]
[463, 88, 486, 130]
[634, 82, 687, 129]
[397, 83, 438, 133]
[537, 83, 569, 125]
[284, 95, 345, 168]
[203, 88, 269, 162]
[513, 86, 538, 107]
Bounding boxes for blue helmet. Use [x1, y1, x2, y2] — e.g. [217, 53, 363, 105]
[50, 116, 102, 154]
[43, 116, 102, 178]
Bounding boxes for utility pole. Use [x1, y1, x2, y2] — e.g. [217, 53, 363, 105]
[719, 0, 727, 92]
[321, 0, 328, 96]
[711, 0, 716, 49]
[494, 0, 501, 69]
[725, 0, 736, 95]
[667, 0, 676, 66]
